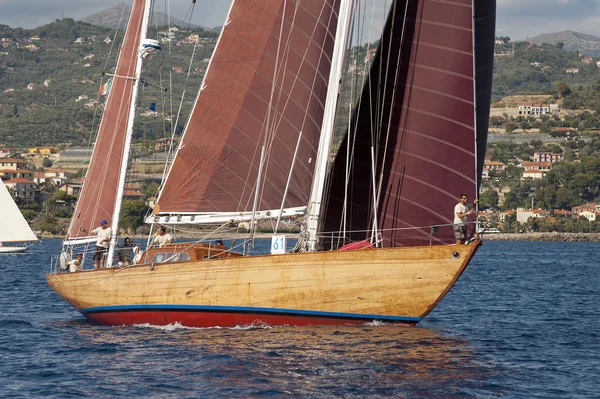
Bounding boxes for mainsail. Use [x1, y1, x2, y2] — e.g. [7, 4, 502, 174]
[0, 179, 38, 242]
[67, 0, 150, 239]
[153, 0, 341, 224]
[321, 0, 496, 247]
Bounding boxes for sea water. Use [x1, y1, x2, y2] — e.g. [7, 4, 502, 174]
[0, 239, 598, 398]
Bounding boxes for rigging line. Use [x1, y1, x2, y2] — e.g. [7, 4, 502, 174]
[361, 0, 384, 236]
[259, 1, 338, 213]
[183, 0, 197, 29]
[337, 1, 362, 247]
[265, 2, 344, 216]
[267, 0, 345, 198]
[249, 146, 266, 244]
[275, 131, 303, 233]
[268, 0, 330, 138]
[325, 0, 364, 249]
[235, 0, 298, 217]
[160, 41, 199, 185]
[81, 70, 134, 232]
[249, 1, 295, 218]
[75, 0, 132, 237]
[330, 0, 375, 240]
[374, 0, 410, 227]
[373, 0, 399, 172]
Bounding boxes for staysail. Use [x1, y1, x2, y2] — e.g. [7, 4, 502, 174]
[67, 0, 149, 239]
[0, 179, 38, 242]
[321, 0, 496, 247]
[153, 0, 342, 224]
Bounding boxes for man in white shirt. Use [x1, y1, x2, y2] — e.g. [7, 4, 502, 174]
[454, 194, 477, 244]
[68, 253, 83, 272]
[151, 226, 172, 248]
[90, 220, 112, 269]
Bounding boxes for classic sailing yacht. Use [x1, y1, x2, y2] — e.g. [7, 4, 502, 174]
[0, 178, 38, 253]
[47, 0, 497, 327]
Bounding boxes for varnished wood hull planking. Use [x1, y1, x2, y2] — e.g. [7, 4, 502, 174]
[46, 243, 480, 327]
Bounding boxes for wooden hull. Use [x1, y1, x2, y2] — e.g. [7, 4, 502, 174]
[46, 243, 480, 327]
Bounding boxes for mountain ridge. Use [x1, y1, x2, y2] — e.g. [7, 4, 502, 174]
[81, 2, 203, 30]
[528, 30, 600, 56]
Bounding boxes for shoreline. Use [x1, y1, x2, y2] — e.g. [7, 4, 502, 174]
[40, 232, 600, 242]
[482, 232, 600, 242]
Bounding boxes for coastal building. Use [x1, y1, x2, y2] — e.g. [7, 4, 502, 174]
[0, 158, 26, 171]
[533, 152, 563, 163]
[482, 160, 506, 179]
[552, 210, 573, 218]
[58, 182, 82, 196]
[579, 211, 596, 222]
[147, 196, 157, 209]
[123, 189, 145, 201]
[518, 103, 550, 116]
[28, 147, 53, 157]
[0, 169, 34, 180]
[516, 208, 546, 224]
[3, 177, 37, 204]
[499, 210, 516, 222]
[521, 162, 552, 171]
[33, 169, 68, 186]
[571, 203, 598, 217]
[551, 127, 575, 136]
[155, 137, 179, 151]
[522, 169, 545, 179]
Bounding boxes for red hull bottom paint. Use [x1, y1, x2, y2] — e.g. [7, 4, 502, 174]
[85, 311, 418, 327]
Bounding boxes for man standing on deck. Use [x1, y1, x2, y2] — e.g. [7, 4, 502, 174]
[88, 220, 112, 269]
[454, 194, 477, 245]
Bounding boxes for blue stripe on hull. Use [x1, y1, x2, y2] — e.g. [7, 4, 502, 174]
[81, 304, 422, 323]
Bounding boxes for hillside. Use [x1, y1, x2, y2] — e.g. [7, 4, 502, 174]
[81, 3, 202, 30]
[0, 19, 216, 147]
[528, 30, 600, 57]
[492, 40, 600, 101]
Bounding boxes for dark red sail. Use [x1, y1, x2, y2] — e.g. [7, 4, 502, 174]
[155, 0, 340, 216]
[322, 0, 496, 247]
[68, 0, 147, 238]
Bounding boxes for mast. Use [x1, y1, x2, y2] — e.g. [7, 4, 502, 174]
[305, 0, 354, 251]
[106, 0, 152, 266]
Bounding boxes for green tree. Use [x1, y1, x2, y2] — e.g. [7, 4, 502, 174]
[42, 157, 53, 167]
[505, 122, 518, 133]
[120, 200, 148, 233]
[555, 188, 572, 209]
[479, 189, 499, 208]
[555, 81, 571, 97]
[543, 185, 557, 209]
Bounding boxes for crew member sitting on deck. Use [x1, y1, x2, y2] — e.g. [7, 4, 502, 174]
[117, 237, 134, 266]
[68, 253, 83, 272]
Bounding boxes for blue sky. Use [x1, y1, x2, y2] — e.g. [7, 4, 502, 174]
[0, 0, 600, 40]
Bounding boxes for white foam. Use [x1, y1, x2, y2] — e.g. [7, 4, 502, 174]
[131, 320, 274, 331]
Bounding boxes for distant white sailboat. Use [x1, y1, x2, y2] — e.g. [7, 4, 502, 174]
[0, 178, 38, 253]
